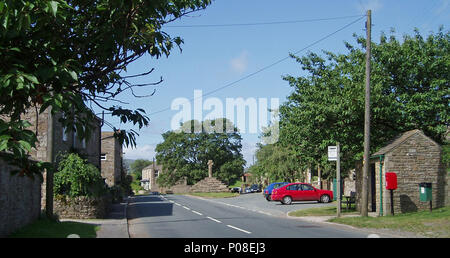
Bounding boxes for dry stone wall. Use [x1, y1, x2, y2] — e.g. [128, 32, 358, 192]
[0, 159, 42, 237]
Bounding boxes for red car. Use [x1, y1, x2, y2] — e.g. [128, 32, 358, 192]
[271, 183, 333, 205]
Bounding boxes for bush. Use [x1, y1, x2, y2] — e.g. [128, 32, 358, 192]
[54, 153, 107, 198]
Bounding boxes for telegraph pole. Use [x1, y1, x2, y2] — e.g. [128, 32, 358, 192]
[336, 142, 341, 218]
[46, 107, 54, 219]
[361, 10, 372, 217]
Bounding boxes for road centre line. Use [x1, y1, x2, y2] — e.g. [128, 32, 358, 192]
[206, 216, 222, 223]
[227, 225, 251, 234]
[192, 210, 203, 216]
[182, 206, 191, 210]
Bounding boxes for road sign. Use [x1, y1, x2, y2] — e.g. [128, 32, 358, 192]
[328, 146, 337, 161]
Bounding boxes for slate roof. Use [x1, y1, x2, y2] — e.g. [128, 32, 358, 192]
[371, 129, 437, 157]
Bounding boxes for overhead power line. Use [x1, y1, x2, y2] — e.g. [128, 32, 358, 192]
[165, 14, 365, 28]
[149, 15, 366, 116]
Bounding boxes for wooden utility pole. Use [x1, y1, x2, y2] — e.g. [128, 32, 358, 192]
[45, 107, 54, 219]
[361, 10, 372, 217]
[336, 142, 341, 217]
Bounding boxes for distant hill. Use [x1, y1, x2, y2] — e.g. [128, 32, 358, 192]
[123, 159, 135, 174]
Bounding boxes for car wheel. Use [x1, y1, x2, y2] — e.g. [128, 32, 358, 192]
[266, 195, 271, 201]
[320, 194, 330, 203]
[282, 196, 292, 205]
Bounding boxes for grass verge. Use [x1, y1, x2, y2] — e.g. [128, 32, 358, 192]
[8, 218, 100, 238]
[329, 206, 450, 238]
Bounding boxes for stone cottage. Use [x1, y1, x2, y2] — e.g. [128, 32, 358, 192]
[21, 106, 102, 209]
[355, 129, 447, 216]
[141, 163, 163, 191]
[100, 131, 123, 187]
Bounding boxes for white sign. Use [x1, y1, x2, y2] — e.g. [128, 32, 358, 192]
[328, 146, 338, 161]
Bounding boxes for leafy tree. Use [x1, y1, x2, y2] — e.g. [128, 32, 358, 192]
[249, 144, 304, 184]
[0, 0, 212, 176]
[54, 153, 107, 197]
[279, 28, 449, 174]
[156, 118, 245, 186]
[129, 159, 153, 180]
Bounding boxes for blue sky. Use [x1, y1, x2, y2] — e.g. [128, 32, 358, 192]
[96, 0, 449, 166]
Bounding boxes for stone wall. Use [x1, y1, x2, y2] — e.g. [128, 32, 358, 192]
[0, 159, 42, 237]
[54, 195, 111, 219]
[101, 132, 122, 187]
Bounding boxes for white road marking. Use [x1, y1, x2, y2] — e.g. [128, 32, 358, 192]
[182, 206, 191, 210]
[207, 216, 222, 223]
[175, 203, 181, 206]
[227, 225, 251, 234]
[192, 210, 203, 216]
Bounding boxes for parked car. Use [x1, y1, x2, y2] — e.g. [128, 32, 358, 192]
[271, 183, 333, 205]
[230, 187, 241, 193]
[250, 184, 262, 193]
[263, 182, 289, 201]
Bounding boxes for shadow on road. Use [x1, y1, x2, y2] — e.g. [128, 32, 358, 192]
[128, 195, 173, 219]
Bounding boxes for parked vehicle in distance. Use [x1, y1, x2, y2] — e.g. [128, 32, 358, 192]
[271, 183, 333, 205]
[263, 182, 289, 201]
[230, 187, 241, 193]
[250, 184, 262, 193]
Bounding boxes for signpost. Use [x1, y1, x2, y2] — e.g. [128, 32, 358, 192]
[328, 143, 340, 217]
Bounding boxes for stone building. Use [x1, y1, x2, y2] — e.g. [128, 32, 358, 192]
[100, 132, 123, 187]
[18, 106, 102, 209]
[355, 129, 447, 216]
[141, 163, 163, 191]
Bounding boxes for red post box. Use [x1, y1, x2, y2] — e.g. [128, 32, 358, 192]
[385, 172, 397, 190]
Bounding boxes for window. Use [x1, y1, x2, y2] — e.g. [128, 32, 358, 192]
[62, 126, 68, 142]
[101, 154, 107, 161]
[301, 184, 314, 191]
[62, 113, 68, 142]
[287, 184, 300, 191]
[154, 170, 159, 178]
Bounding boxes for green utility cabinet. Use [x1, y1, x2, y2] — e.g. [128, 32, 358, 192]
[419, 182, 432, 202]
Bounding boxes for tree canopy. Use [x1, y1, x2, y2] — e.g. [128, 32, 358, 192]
[0, 0, 212, 176]
[278, 28, 449, 175]
[155, 118, 245, 187]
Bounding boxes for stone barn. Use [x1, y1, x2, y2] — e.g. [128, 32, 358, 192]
[355, 129, 447, 216]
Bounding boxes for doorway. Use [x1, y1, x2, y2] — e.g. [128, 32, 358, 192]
[370, 163, 376, 212]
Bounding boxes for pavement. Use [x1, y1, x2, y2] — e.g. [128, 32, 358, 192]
[60, 197, 130, 238]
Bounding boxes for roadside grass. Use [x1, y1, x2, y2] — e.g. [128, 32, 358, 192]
[187, 192, 240, 198]
[8, 218, 100, 238]
[290, 204, 450, 238]
[329, 206, 450, 238]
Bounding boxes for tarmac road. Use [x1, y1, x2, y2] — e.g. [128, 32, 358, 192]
[127, 194, 383, 238]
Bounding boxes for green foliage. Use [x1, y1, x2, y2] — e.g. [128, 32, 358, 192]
[249, 144, 303, 183]
[0, 0, 212, 176]
[54, 153, 107, 197]
[443, 144, 450, 172]
[129, 159, 153, 180]
[279, 28, 449, 174]
[156, 118, 245, 187]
